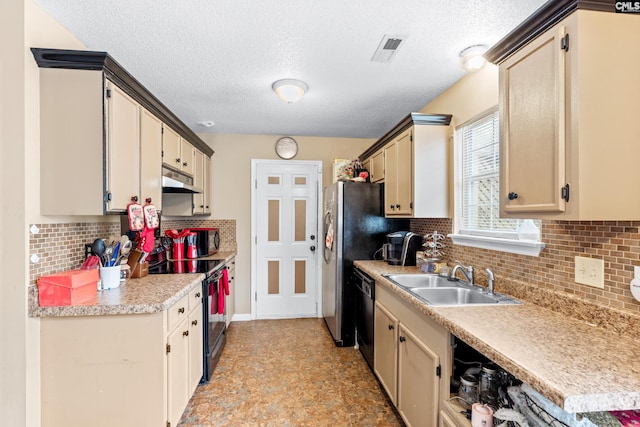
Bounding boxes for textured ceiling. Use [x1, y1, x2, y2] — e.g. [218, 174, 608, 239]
[34, 0, 547, 139]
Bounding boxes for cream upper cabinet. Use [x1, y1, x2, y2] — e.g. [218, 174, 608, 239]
[181, 140, 195, 176]
[385, 129, 413, 216]
[140, 107, 163, 210]
[163, 125, 183, 171]
[499, 20, 566, 215]
[495, 10, 640, 220]
[193, 149, 206, 215]
[369, 149, 385, 183]
[33, 48, 214, 215]
[374, 285, 450, 427]
[105, 82, 141, 212]
[383, 121, 450, 218]
[359, 114, 451, 219]
[163, 126, 196, 177]
[193, 150, 212, 216]
[203, 155, 211, 215]
[39, 71, 161, 214]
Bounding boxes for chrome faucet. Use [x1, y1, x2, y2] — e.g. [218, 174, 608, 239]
[485, 268, 495, 295]
[450, 261, 474, 284]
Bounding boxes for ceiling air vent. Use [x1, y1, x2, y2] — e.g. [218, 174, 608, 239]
[371, 34, 407, 63]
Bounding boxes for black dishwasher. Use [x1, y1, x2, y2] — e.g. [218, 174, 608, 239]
[354, 267, 375, 370]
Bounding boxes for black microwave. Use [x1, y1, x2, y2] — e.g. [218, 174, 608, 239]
[190, 228, 220, 257]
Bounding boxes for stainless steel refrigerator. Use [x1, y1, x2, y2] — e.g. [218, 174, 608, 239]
[322, 181, 408, 347]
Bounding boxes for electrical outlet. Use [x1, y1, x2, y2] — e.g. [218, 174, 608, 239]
[574, 256, 604, 288]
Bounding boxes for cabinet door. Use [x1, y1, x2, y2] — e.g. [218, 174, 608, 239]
[395, 130, 413, 216]
[105, 82, 140, 212]
[374, 302, 398, 404]
[189, 303, 203, 393]
[439, 410, 457, 427]
[371, 150, 385, 183]
[167, 317, 190, 427]
[500, 22, 566, 215]
[163, 125, 182, 170]
[193, 150, 205, 214]
[203, 155, 211, 214]
[398, 324, 439, 427]
[384, 143, 399, 216]
[180, 139, 195, 176]
[140, 107, 163, 209]
[225, 258, 235, 326]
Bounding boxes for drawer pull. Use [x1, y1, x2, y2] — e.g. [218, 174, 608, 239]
[195, 292, 201, 298]
[178, 307, 185, 314]
[399, 336, 406, 343]
[191, 320, 198, 326]
[388, 324, 394, 330]
[183, 330, 189, 337]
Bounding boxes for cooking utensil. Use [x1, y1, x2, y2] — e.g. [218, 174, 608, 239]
[91, 239, 106, 267]
[109, 242, 121, 266]
[115, 240, 133, 265]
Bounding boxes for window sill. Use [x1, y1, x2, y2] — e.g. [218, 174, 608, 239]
[448, 234, 545, 257]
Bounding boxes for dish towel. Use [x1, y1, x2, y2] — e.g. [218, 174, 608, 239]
[217, 268, 230, 314]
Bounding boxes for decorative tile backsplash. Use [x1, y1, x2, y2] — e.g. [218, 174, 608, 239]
[28, 222, 121, 285]
[411, 218, 640, 316]
[161, 219, 236, 251]
[28, 219, 236, 285]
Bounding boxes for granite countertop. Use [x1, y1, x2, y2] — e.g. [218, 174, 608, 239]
[29, 251, 237, 318]
[354, 260, 640, 414]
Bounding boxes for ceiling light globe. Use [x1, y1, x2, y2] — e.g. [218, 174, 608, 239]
[459, 45, 488, 73]
[272, 79, 308, 103]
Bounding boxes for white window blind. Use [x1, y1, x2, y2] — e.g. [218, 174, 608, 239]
[454, 109, 539, 239]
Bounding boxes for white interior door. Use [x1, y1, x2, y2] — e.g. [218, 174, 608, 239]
[253, 160, 321, 318]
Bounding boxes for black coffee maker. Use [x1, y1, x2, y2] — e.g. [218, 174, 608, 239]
[384, 231, 423, 266]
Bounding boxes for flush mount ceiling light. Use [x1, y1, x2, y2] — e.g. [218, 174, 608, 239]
[459, 45, 489, 72]
[272, 79, 308, 103]
[197, 120, 215, 127]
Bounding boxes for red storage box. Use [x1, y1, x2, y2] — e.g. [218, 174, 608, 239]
[38, 269, 99, 306]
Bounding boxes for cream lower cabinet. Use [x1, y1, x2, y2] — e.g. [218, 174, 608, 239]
[40, 287, 203, 427]
[498, 10, 640, 220]
[374, 285, 450, 427]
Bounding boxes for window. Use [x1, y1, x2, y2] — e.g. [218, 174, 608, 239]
[450, 109, 545, 256]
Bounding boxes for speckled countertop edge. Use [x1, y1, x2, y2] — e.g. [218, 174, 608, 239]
[29, 252, 237, 318]
[355, 260, 640, 414]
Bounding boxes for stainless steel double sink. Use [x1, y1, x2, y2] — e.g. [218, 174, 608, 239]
[382, 274, 522, 307]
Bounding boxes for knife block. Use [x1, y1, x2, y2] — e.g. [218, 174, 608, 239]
[127, 249, 149, 278]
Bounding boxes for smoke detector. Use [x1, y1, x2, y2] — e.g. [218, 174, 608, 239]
[371, 34, 407, 63]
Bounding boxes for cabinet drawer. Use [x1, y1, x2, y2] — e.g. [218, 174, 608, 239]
[168, 294, 189, 331]
[189, 284, 203, 312]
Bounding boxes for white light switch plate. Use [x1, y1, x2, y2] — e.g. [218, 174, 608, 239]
[574, 256, 604, 288]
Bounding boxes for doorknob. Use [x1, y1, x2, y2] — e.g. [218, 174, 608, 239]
[310, 246, 316, 253]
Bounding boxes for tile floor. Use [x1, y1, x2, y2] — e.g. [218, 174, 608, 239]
[179, 318, 404, 426]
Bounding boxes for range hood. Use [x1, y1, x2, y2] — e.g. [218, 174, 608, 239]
[162, 167, 202, 193]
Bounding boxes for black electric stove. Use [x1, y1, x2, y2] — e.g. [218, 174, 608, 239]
[148, 258, 223, 276]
